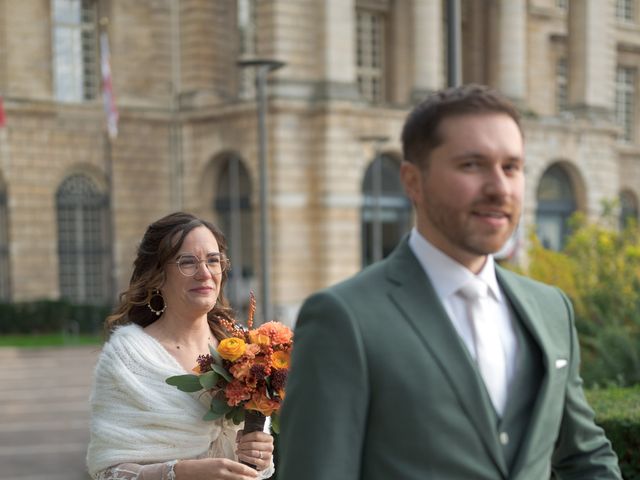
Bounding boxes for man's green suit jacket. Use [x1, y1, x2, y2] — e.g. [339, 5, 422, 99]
[278, 240, 621, 479]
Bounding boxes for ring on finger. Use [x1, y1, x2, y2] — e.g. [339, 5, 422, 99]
[259, 451, 263, 459]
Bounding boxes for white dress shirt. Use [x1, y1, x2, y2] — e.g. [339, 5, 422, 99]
[408, 228, 519, 389]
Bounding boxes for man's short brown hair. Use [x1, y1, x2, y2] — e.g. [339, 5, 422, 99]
[401, 84, 522, 166]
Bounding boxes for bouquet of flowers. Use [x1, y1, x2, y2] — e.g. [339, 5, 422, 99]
[166, 294, 293, 434]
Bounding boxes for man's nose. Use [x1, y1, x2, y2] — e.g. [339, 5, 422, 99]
[483, 167, 510, 197]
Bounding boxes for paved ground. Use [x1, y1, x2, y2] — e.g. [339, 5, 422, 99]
[0, 345, 101, 480]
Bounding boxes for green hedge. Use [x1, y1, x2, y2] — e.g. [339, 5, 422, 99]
[0, 300, 110, 335]
[587, 386, 640, 479]
[507, 209, 640, 387]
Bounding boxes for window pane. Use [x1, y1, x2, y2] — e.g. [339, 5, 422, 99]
[616, 0, 634, 21]
[356, 9, 386, 103]
[52, 0, 98, 102]
[615, 66, 635, 142]
[620, 191, 639, 228]
[361, 155, 412, 265]
[556, 58, 567, 113]
[56, 174, 109, 304]
[214, 156, 254, 311]
[53, 0, 81, 23]
[238, 0, 258, 99]
[535, 165, 576, 251]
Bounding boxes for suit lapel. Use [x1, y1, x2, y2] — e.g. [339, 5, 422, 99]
[495, 268, 556, 476]
[385, 241, 508, 477]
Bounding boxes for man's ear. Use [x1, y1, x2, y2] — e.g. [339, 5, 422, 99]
[400, 161, 421, 203]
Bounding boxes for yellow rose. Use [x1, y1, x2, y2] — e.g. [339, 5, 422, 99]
[217, 337, 247, 361]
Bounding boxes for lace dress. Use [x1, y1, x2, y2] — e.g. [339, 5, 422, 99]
[91, 418, 275, 480]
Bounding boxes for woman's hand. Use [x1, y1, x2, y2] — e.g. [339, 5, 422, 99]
[174, 457, 259, 479]
[235, 430, 274, 472]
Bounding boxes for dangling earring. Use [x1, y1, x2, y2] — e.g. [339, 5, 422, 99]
[147, 289, 167, 316]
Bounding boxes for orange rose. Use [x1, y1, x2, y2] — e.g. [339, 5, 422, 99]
[217, 337, 246, 361]
[244, 343, 261, 358]
[256, 321, 293, 345]
[271, 350, 290, 369]
[230, 358, 253, 380]
[249, 331, 272, 346]
[245, 391, 280, 417]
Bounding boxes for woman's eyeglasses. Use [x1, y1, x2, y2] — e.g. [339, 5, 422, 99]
[171, 253, 230, 277]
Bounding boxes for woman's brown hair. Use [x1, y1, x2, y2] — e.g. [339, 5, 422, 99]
[104, 212, 234, 340]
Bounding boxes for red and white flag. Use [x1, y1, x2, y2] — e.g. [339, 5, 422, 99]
[0, 96, 6, 129]
[100, 31, 118, 139]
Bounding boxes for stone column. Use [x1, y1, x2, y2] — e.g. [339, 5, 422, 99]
[318, 0, 358, 100]
[412, 0, 444, 100]
[567, 0, 614, 117]
[497, 0, 526, 102]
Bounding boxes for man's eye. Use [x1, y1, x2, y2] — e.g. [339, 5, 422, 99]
[504, 162, 521, 173]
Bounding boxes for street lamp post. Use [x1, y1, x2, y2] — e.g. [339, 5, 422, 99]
[447, 0, 462, 87]
[238, 59, 285, 323]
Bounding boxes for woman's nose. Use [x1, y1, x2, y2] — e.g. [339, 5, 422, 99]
[194, 260, 214, 278]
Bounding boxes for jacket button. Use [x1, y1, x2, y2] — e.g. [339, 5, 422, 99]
[499, 432, 509, 445]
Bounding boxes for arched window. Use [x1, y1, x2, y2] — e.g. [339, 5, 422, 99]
[0, 183, 9, 301]
[56, 174, 110, 304]
[214, 155, 254, 309]
[361, 154, 412, 266]
[620, 190, 639, 228]
[535, 164, 576, 251]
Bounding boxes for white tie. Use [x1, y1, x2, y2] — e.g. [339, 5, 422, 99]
[458, 280, 508, 416]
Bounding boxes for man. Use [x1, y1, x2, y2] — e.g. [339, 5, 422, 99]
[278, 85, 621, 479]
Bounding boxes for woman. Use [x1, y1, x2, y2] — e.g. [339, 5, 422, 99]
[87, 212, 274, 480]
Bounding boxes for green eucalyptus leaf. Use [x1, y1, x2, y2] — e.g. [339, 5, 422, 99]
[198, 370, 219, 389]
[203, 408, 223, 421]
[212, 363, 232, 382]
[166, 374, 203, 392]
[208, 344, 223, 365]
[232, 407, 245, 425]
[210, 396, 232, 416]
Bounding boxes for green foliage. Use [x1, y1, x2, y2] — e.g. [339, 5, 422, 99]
[0, 333, 102, 347]
[511, 209, 640, 387]
[586, 386, 640, 479]
[199, 370, 219, 389]
[0, 300, 109, 335]
[165, 374, 203, 392]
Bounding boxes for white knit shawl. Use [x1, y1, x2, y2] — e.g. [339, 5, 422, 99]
[86, 323, 239, 475]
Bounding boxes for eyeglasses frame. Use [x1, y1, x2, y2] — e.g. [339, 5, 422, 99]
[170, 253, 231, 277]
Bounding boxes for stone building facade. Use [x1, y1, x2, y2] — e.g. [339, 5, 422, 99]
[0, 0, 638, 324]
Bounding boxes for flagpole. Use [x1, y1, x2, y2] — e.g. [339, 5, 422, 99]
[0, 95, 9, 301]
[100, 17, 118, 305]
[104, 131, 117, 304]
